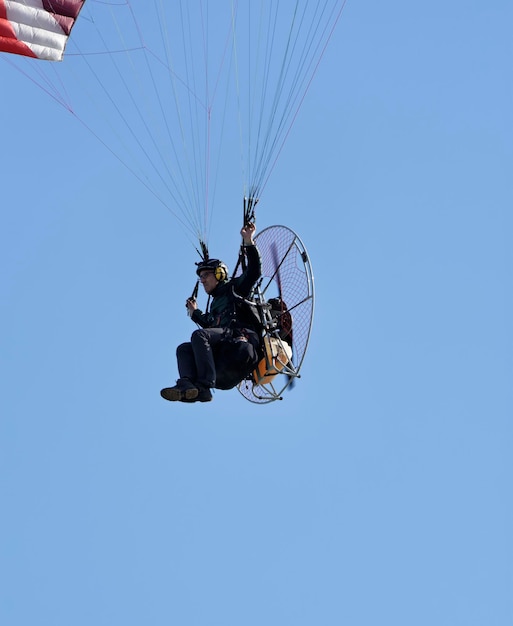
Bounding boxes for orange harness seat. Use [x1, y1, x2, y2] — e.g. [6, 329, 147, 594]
[253, 336, 293, 385]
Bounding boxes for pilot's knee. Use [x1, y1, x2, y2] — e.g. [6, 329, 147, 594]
[176, 342, 192, 358]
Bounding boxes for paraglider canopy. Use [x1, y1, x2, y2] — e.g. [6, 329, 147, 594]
[0, 0, 85, 61]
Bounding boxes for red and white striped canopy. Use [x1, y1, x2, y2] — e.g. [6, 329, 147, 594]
[0, 0, 85, 61]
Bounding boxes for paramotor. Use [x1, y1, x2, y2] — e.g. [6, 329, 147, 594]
[1, 1, 345, 401]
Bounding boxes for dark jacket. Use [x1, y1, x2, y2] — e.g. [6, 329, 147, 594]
[191, 244, 262, 330]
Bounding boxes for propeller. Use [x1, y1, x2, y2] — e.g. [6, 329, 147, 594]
[270, 242, 295, 390]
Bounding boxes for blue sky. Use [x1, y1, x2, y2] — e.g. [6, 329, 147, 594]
[1, 1, 512, 625]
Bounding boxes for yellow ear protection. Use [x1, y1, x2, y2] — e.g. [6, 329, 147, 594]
[214, 263, 228, 282]
[196, 259, 229, 282]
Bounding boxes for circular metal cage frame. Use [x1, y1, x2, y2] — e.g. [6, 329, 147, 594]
[237, 225, 315, 403]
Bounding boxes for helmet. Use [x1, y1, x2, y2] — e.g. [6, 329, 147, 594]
[195, 258, 229, 282]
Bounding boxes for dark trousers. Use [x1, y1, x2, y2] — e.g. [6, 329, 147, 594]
[177, 328, 229, 389]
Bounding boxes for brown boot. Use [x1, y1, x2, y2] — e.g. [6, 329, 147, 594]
[160, 378, 199, 401]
